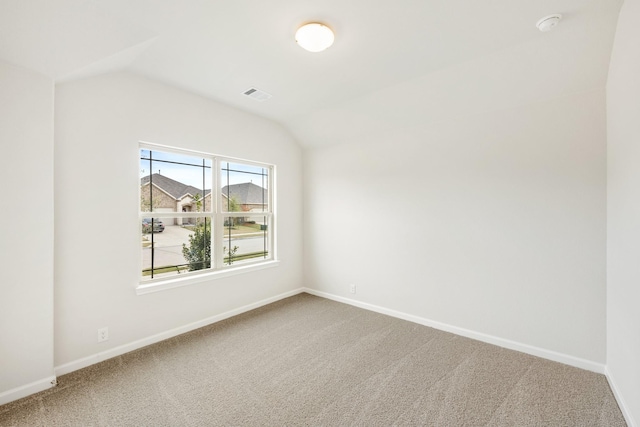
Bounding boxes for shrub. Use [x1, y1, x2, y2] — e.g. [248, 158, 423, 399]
[182, 222, 211, 271]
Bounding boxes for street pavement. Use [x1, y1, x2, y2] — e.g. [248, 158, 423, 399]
[142, 225, 266, 272]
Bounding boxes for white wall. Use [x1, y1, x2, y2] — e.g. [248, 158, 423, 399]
[0, 60, 55, 403]
[607, 0, 640, 424]
[304, 89, 607, 365]
[54, 72, 303, 367]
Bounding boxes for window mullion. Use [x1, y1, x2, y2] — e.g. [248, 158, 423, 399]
[149, 151, 155, 279]
[213, 158, 224, 269]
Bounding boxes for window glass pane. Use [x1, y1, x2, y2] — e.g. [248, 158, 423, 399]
[222, 216, 269, 265]
[142, 217, 212, 280]
[138, 144, 274, 283]
[140, 149, 212, 213]
[220, 162, 269, 213]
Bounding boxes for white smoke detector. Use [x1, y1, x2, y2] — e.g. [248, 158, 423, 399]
[536, 14, 562, 32]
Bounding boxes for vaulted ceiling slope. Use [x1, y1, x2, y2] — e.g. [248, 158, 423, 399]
[0, 0, 623, 147]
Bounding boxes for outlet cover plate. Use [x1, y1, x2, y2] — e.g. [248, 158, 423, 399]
[98, 327, 109, 343]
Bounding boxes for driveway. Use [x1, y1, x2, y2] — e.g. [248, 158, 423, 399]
[142, 225, 193, 270]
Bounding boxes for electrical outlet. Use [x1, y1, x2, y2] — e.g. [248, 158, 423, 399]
[98, 327, 109, 343]
[349, 284, 356, 294]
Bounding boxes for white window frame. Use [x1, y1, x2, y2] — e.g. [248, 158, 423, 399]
[137, 141, 278, 295]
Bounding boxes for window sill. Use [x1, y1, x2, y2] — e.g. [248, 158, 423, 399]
[136, 260, 280, 295]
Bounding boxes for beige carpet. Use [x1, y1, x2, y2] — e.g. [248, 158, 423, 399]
[0, 293, 627, 426]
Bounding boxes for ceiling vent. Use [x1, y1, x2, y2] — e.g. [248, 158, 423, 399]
[243, 87, 272, 102]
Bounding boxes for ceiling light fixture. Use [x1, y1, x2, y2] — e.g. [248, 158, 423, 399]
[536, 14, 562, 32]
[295, 23, 334, 52]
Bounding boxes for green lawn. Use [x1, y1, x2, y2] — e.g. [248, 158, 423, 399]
[182, 223, 265, 236]
[143, 251, 268, 276]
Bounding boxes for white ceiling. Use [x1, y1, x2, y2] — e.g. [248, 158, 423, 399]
[0, 0, 623, 147]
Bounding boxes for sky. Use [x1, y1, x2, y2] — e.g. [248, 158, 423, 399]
[140, 149, 269, 190]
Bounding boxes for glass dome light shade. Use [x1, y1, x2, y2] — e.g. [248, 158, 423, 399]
[295, 23, 334, 52]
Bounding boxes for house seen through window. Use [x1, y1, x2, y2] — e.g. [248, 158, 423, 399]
[140, 144, 273, 282]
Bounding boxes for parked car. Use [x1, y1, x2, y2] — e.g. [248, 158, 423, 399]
[142, 218, 165, 233]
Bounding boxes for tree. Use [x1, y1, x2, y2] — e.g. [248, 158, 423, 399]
[192, 193, 203, 212]
[191, 193, 204, 226]
[224, 245, 239, 265]
[228, 195, 240, 212]
[226, 196, 241, 226]
[182, 222, 211, 271]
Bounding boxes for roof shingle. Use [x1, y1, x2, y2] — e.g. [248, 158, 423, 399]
[141, 174, 209, 200]
[221, 182, 268, 205]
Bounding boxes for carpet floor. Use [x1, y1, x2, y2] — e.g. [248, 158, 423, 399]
[0, 293, 627, 426]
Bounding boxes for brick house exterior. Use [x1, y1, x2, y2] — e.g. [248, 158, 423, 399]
[140, 175, 268, 225]
[221, 182, 268, 212]
[140, 174, 212, 225]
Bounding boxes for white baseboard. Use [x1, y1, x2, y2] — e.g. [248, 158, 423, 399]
[605, 367, 637, 427]
[55, 288, 305, 376]
[302, 288, 605, 374]
[12, 287, 627, 420]
[53, 285, 606, 376]
[0, 376, 56, 406]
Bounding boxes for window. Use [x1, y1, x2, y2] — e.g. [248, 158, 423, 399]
[139, 142, 275, 289]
